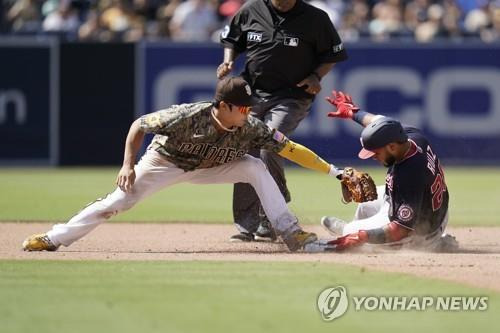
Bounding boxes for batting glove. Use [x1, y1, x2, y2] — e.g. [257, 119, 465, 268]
[328, 230, 368, 251]
[326, 90, 360, 119]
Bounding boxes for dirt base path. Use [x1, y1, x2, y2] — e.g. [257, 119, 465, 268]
[1, 223, 499, 292]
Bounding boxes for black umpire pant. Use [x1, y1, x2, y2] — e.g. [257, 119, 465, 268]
[232, 96, 313, 233]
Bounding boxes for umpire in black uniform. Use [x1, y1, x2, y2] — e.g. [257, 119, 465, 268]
[218, 0, 348, 242]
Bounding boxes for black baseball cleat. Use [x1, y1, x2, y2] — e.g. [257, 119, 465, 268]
[229, 232, 254, 242]
[254, 219, 277, 242]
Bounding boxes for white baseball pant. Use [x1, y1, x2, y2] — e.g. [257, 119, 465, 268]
[47, 150, 300, 247]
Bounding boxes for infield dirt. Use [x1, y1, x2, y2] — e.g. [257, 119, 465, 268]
[2, 223, 499, 291]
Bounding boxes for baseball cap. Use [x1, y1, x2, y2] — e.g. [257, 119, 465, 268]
[358, 117, 408, 159]
[215, 76, 253, 107]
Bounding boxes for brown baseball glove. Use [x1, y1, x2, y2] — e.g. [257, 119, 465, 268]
[340, 167, 378, 203]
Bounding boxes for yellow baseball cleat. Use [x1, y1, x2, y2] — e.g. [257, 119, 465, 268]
[283, 230, 318, 252]
[22, 234, 59, 252]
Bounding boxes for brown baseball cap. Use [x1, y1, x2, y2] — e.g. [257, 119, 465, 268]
[215, 76, 253, 106]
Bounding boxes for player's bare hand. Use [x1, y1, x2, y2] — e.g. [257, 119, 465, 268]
[116, 166, 136, 192]
[326, 90, 360, 119]
[216, 61, 233, 79]
[297, 74, 321, 95]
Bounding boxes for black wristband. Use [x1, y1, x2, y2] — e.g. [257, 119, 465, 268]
[353, 110, 368, 124]
[365, 228, 387, 244]
[311, 71, 321, 81]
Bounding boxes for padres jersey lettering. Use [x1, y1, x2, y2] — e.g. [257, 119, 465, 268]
[139, 102, 287, 171]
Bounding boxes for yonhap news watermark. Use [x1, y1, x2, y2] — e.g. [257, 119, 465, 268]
[317, 286, 489, 321]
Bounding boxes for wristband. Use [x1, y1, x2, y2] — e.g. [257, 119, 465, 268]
[365, 228, 387, 244]
[329, 164, 343, 178]
[353, 110, 369, 124]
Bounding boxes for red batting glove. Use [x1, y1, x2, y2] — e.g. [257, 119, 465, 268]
[328, 230, 368, 251]
[325, 90, 360, 119]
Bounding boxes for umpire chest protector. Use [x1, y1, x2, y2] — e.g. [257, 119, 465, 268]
[221, 0, 347, 97]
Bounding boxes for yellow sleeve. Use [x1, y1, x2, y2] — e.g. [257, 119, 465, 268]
[278, 140, 330, 174]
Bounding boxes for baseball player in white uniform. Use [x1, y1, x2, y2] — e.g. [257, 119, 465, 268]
[22, 77, 344, 252]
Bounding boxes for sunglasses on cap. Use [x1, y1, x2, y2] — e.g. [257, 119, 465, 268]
[229, 104, 252, 115]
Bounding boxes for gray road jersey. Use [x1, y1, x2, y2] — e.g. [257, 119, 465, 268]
[139, 101, 288, 171]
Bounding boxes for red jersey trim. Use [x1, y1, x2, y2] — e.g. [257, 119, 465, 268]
[399, 139, 419, 163]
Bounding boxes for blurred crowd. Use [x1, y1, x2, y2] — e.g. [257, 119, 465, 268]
[1, 0, 499, 43]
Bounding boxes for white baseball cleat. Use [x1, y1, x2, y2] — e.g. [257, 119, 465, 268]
[435, 234, 459, 252]
[320, 216, 346, 236]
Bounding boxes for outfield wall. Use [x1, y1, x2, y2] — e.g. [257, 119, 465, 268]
[1, 38, 499, 165]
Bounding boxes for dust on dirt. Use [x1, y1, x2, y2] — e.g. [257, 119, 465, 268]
[1, 223, 499, 292]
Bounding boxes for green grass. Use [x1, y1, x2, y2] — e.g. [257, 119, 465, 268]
[0, 167, 499, 226]
[0, 260, 498, 333]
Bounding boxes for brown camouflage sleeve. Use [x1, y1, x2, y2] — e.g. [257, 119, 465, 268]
[139, 106, 184, 135]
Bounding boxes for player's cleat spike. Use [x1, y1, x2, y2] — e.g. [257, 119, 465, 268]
[320, 216, 346, 236]
[22, 234, 59, 252]
[254, 219, 277, 242]
[282, 230, 318, 252]
[229, 232, 254, 242]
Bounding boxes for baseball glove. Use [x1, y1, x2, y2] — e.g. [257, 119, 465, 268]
[340, 167, 378, 203]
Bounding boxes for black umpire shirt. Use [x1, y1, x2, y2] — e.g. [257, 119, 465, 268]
[220, 0, 348, 99]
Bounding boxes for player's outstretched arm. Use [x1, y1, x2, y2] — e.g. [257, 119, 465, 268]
[325, 90, 383, 127]
[329, 221, 411, 251]
[116, 119, 145, 192]
[277, 140, 342, 178]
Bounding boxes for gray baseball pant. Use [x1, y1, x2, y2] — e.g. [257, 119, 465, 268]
[232, 96, 313, 233]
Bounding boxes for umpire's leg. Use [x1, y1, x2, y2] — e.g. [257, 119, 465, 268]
[232, 97, 312, 234]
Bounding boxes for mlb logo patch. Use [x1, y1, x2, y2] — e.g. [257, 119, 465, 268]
[247, 32, 263, 42]
[284, 36, 299, 47]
